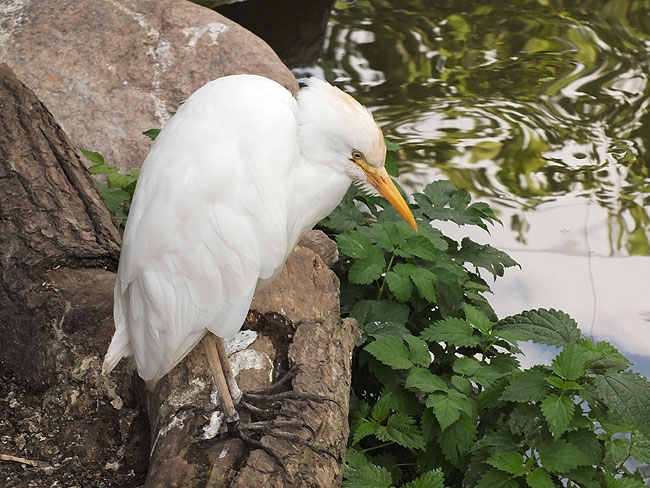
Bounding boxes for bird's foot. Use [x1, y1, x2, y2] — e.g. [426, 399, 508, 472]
[225, 416, 340, 473]
[220, 363, 342, 470]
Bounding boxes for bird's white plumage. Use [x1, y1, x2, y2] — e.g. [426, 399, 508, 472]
[103, 74, 386, 383]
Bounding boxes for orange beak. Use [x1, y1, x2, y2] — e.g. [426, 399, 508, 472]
[358, 163, 418, 232]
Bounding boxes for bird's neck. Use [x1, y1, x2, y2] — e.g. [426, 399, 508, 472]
[286, 158, 351, 249]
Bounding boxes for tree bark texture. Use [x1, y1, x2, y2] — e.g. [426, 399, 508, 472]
[0, 64, 356, 487]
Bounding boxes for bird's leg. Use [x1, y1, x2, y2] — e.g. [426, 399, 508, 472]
[214, 336, 242, 405]
[203, 332, 239, 423]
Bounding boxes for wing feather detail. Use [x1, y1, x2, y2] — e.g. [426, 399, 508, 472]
[104, 75, 299, 382]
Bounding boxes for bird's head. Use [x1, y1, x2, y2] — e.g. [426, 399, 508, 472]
[297, 79, 417, 231]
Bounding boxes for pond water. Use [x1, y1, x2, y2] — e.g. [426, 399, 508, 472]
[294, 0, 650, 376]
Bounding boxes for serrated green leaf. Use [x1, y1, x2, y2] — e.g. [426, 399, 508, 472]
[605, 475, 648, 488]
[409, 268, 437, 303]
[526, 468, 555, 488]
[337, 230, 375, 259]
[405, 368, 448, 393]
[81, 149, 104, 164]
[421, 317, 480, 347]
[426, 394, 461, 431]
[544, 376, 566, 389]
[453, 357, 483, 376]
[630, 434, 650, 463]
[365, 337, 413, 370]
[541, 394, 575, 438]
[404, 335, 431, 367]
[537, 438, 592, 473]
[464, 303, 493, 332]
[551, 343, 599, 380]
[142, 128, 161, 140]
[501, 368, 550, 402]
[397, 235, 439, 261]
[344, 449, 393, 488]
[477, 469, 519, 488]
[486, 451, 527, 476]
[386, 264, 414, 302]
[455, 238, 519, 278]
[495, 309, 580, 347]
[451, 375, 472, 395]
[414, 180, 500, 230]
[349, 248, 386, 284]
[605, 437, 630, 468]
[350, 300, 410, 327]
[372, 394, 392, 422]
[403, 469, 445, 488]
[353, 420, 377, 445]
[507, 404, 545, 441]
[383, 414, 425, 449]
[438, 417, 477, 467]
[594, 371, 650, 431]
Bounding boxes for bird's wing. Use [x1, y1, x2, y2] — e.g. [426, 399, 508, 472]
[105, 75, 300, 382]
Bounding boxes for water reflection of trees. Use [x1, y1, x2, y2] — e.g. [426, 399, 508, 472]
[311, 0, 650, 255]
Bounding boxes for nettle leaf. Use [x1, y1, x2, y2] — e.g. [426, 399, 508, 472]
[486, 451, 527, 476]
[142, 128, 161, 140]
[383, 414, 426, 449]
[404, 335, 432, 367]
[476, 469, 519, 488]
[594, 371, 650, 430]
[350, 300, 410, 328]
[320, 187, 367, 232]
[438, 418, 477, 467]
[372, 393, 392, 422]
[397, 235, 440, 261]
[365, 337, 413, 370]
[344, 449, 393, 488]
[386, 264, 415, 302]
[551, 343, 599, 380]
[353, 420, 378, 445]
[421, 317, 480, 347]
[426, 394, 461, 431]
[605, 475, 648, 488]
[409, 268, 437, 303]
[501, 368, 550, 402]
[495, 309, 580, 347]
[403, 469, 445, 488]
[537, 438, 592, 473]
[451, 375, 472, 395]
[540, 394, 575, 438]
[81, 149, 105, 164]
[337, 230, 374, 259]
[605, 437, 630, 468]
[589, 340, 631, 372]
[464, 303, 494, 332]
[454, 238, 519, 278]
[364, 322, 411, 342]
[349, 247, 386, 284]
[630, 434, 650, 463]
[405, 368, 448, 393]
[414, 180, 500, 230]
[526, 468, 555, 488]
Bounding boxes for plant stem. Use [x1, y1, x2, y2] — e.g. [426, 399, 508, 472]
[362, 441, 394, 453]
[377, 252, 396, 300]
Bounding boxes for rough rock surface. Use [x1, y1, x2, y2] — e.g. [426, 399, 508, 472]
[0, 0, 298, 171]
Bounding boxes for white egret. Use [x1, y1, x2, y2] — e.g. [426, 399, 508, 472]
[102, 74, 417, 425]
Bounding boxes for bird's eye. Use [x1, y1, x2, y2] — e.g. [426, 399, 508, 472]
[351, 150, 364, 160]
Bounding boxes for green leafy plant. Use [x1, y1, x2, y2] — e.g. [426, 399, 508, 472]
[81, 149, 139, 226]
[317, 144, 650, 488]
[88, 134, 650, 487]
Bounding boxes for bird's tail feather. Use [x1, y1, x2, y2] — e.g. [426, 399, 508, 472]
[102, 328, 132, 375]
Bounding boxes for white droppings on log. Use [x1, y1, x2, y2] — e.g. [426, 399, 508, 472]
[230, 349, 273, 383]
[225, 330, 258, 356]
[151, 409, 190, 455]
[201, 411, 223, 440]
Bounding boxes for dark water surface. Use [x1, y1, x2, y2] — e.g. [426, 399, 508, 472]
[295, 0, 650, 375]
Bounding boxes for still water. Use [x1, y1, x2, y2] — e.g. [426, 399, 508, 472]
[295, 0, 650, 375]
